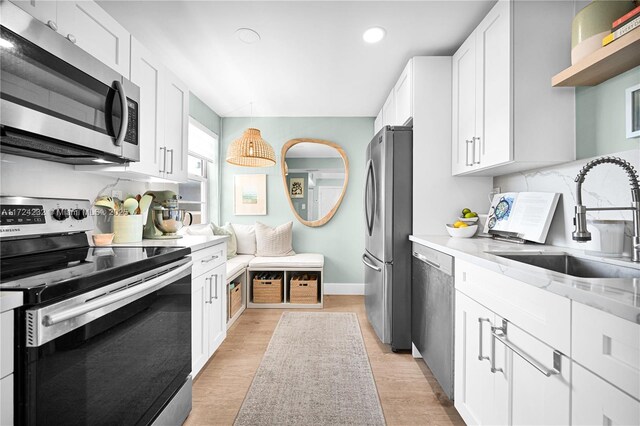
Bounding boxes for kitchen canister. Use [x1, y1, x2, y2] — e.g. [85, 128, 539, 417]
[113, 215, 143, 243]
[571, 0, 635, 64]
[585, 219, 626, 257]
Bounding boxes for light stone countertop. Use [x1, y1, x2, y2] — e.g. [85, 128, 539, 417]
[101, 234, 229, 253]
[0, 291, 23, 312]
[410, 235, 640, 324]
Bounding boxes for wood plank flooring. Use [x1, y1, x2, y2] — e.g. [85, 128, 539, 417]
[184, 295, 464, 426]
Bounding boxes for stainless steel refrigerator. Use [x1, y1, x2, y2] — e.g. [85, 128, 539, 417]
[362, 126, 412, 351]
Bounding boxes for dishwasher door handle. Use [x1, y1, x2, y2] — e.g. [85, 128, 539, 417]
[362, 254, 382, 272]
[412, 252, 441, 269]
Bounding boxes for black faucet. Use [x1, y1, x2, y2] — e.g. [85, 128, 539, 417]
[572, 156, 640, 262]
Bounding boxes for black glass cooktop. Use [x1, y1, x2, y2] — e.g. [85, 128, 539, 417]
[0, 245, 190, 304]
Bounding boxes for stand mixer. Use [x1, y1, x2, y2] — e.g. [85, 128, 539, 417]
[143, 190, 193, 239]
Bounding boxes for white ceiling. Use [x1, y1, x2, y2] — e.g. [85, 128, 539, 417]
[98, 0, 496, 117]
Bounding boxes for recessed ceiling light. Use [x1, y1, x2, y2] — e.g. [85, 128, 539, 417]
[363, 27, 386, 44]
[236, 28, 261, 44]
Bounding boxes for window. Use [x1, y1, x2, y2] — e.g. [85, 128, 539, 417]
[179, 118, 219, 225]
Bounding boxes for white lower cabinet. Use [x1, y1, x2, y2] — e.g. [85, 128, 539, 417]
[455, 287, 570, 425]
[572, 362, 640, 426]
[0, 374, 13, 425]
[191, 244, 227, 377]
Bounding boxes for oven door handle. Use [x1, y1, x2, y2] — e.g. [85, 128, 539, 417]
[43, 261, 192, 327]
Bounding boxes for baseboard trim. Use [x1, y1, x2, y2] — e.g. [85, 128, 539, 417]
[324, 283, 365, 295]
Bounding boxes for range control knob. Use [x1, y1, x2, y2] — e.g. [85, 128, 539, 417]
[71, 208, 87, 220]
[51, 208, 69, 221]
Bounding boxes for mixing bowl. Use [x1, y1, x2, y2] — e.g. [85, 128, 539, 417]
[152, 208, 193, 235]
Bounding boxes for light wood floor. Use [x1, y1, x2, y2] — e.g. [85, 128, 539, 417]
[184, 295, 464, 426]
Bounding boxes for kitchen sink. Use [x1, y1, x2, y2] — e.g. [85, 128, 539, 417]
[489, 252, 640, 279]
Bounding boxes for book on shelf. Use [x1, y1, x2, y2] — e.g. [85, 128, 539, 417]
[603, 16, 640, 46]
[612, 5, 640, 31]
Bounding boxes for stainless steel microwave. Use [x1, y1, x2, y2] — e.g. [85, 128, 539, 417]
[0, 1, 139, 165]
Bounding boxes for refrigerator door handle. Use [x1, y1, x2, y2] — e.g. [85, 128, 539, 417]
[362, 254, 382, 272]
[364, 159, 376, 236]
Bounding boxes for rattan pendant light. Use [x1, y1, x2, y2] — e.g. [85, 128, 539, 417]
[226, 103, 276, 167]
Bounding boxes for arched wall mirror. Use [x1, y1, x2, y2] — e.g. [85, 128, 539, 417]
[281, 138, 349, 227]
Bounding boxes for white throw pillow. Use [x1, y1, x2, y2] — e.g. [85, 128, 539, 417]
[255, 222, 296, 257]
[211, 223, 238, 258]
[232, 223, 257, 255]
[185, 224, 214, 236]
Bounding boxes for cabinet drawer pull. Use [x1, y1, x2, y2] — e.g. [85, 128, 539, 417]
[47, 20, 58, 31]
[204, 277, 212, 304]
[478, 318, 491, 362]
[491, 320, 561, 377]
[67, 34, 76, 44]
[465, 139, 473, 166]
[201, 255, 219, 264]
[167, 149, 174, 174]
[159, 147, 166, 173]
[473, 136, 481, 165]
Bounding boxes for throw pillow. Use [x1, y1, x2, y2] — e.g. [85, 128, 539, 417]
[231, 223, 257, 255]
[211, 223, 237, 258]
[255, 221, 296, 257]
[185, 224, 214, 236]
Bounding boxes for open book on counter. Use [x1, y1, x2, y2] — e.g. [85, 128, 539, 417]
[484, 192, 561, 244]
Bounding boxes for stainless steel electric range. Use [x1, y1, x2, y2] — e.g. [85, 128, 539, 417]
[0, 196, 193, 426]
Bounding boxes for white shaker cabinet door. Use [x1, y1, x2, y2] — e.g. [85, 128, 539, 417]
[394, 60, 413, 126]
[207, 263, 227, 356]
[192, 273, 210, 377]
[455, 291, 501, 425]
[56, 1, 131, 77]
[572, 362, 640, 426]
[128, 38, 164, 178]
[374, 110, 383, 134]
[9, 0, 57, 29]
[452, 34, 476, 175]
[382, 91, 395, 127]
[474, 0, 511, 169]
[162, 69, 189, 183]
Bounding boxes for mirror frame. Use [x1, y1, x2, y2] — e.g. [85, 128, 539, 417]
[281, 138, 349, 227]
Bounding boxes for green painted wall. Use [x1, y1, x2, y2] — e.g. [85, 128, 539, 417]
[220, 117, 374, 283]
[576, 66, 640, 159]
[189, 93, 221, 135]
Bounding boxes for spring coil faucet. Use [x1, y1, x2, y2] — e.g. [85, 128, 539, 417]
[572, 156, 640, 262]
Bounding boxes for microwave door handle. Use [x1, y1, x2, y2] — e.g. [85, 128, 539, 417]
[112, 80, 128, 147]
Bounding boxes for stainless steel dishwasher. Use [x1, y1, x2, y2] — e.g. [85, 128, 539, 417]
[411, 242, 454, 399]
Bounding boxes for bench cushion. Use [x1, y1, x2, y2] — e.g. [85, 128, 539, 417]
[227, 255, 254, 278]
[249, 253, 324, 269]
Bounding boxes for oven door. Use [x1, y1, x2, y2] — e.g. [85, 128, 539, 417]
[0, 2, 139, 164]
[18, 258, 192, 426]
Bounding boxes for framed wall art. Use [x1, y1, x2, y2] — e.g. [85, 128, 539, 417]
[234, 174, 267, 215]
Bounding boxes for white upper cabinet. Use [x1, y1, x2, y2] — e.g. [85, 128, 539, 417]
[451, 0, 575, 176]
[9, 0, 57, 30]
[378, 59, 414, 128]
[393, 61, 413, 126]
[162, 70, 189, 183]
[11, 0, 131, 76]
[128, 38, 165, 177]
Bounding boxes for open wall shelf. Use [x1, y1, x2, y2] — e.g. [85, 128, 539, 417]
[552, 26, 640, 87]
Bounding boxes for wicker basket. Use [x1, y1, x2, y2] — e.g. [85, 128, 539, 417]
[289, 274, 318, 304]
[253, 273, 283, 303]
[229, 282, 243, 318]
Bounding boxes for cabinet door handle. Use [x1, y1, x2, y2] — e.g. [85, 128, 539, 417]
[66, 34, 77, 44]
[492, 324, 561, 377]
[167, 149, 174, 174]
[478, 318, 491, 361]
[201, 255, 219, 264]
[213, 274, 218, 299]
[204, 277, 212, 304]
[465, 139, 473, 166]
[159, 147, 166, 173]
[473, 136, 481, 165]
[47, 20, 58, 31]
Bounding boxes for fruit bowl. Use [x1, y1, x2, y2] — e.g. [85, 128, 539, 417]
[458, 216, 479, 224]
[445, 224, 478, 238]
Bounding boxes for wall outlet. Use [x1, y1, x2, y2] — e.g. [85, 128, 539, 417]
[111, 190, 123, 200]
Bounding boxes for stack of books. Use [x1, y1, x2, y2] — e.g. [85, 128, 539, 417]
[603, 5, 640, 46]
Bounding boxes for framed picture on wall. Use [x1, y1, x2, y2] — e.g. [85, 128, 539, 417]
[234, 174, 267, 215]
[289, 177, 305, 199]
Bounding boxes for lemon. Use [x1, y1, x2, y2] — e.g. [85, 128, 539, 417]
[464, 212, 478, 218]
[453, 221, 467, 228]
[458, 222, 469, 228]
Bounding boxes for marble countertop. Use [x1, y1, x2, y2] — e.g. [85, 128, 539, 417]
[410, 235, 640, 324]
[95, 234, 229, 253]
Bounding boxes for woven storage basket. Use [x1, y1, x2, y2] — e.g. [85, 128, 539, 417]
[229, 283, 242, 318]
[289, 274, 318, 304]
[253, 274, 283, 303]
